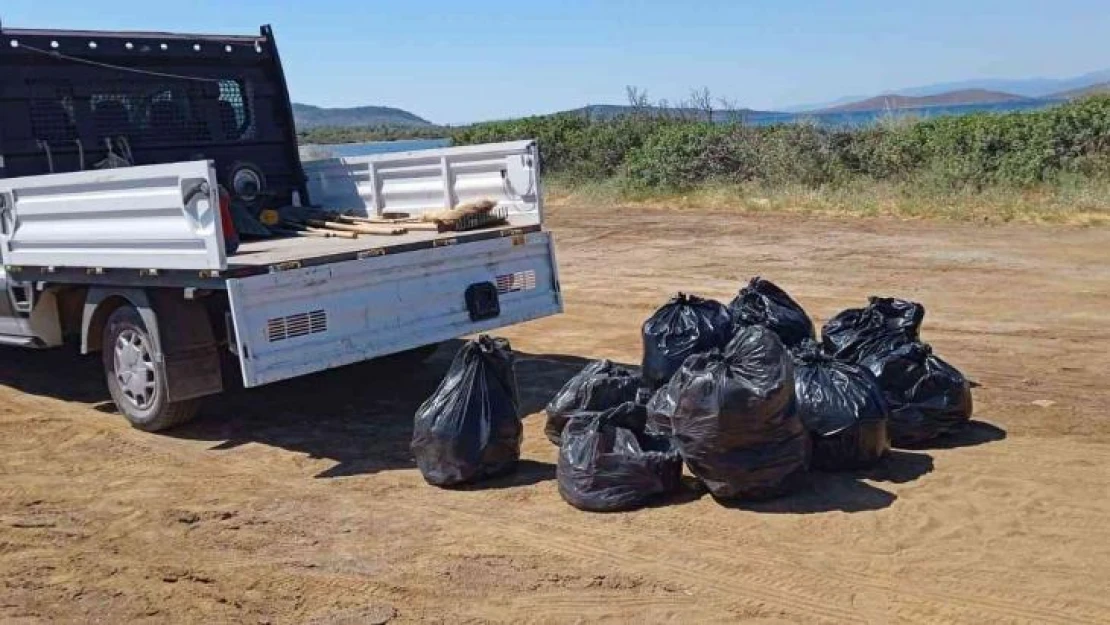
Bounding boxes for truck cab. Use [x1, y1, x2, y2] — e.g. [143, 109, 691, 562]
[0, 23, 562, 430]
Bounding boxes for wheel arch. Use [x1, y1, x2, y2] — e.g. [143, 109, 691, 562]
[81, 287, 163, 356]
[84, 286, 223, 405]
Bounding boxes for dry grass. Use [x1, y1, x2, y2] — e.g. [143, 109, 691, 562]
[544, 177, 1110, 226]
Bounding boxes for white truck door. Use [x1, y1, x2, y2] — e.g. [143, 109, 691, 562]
[0, 160, 227, 271]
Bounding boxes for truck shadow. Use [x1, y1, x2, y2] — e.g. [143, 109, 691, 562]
[0, 342, 594, 481]
[0, 346, 110, 403]
[172, 340, 596, 480]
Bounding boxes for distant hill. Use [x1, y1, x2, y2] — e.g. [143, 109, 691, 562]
[822, 89, 1033, 113]
[558, 104, 766, 122]
[786, 68, 1110, 112]
[292, 103, 433, 129]
[1045, 82, 1110, 100]
[892, 69, 1110, 100]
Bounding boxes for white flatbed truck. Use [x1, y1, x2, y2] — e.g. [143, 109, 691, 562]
[0, 23, 562, 430]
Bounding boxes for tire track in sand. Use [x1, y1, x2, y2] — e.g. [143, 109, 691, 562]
[406, 497, 1104, 625]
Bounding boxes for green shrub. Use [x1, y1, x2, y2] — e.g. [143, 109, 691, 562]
[450, 96, 1110, 193]
[621, 122, 727, 189]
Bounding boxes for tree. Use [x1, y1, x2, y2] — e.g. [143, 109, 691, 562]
[626, 85, 651, 116]
[690, 86, 714, 122]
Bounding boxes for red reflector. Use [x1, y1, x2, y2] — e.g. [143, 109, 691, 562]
[219, 187, 240, 254]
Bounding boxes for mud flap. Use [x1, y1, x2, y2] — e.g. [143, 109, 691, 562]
[147, 290, 223, 402]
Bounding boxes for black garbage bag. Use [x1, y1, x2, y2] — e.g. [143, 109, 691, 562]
[821, 297, 925, 362]
[557, 402, 683, 512]
[861, 342, 973, 446]
[792, 340, 890, 470]
[411, 335, 522, 487]
[544, 360, 642, 445]
[645, 383, 677, 437]
[728, 277, 815, 348]
[641, 293, 732, 390]
[648, 326, 808, 501]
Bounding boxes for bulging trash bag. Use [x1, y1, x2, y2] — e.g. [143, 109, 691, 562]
[641, 293, 732, 390]
[792, 340, 890, 470]
[411, 335, 522, 487]
[821, 297, 925, 362]
[861, 342, 973, 446]
[728, 277, 815, 348]
[544, 360, 642, 445]
[558, 402, 682, 512]
[649, 326, 808, 501]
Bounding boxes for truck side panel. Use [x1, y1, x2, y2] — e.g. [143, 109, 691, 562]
[0, 161, 226, 271]
[227, 231, 561, 387]
[302, 140, 540, 221]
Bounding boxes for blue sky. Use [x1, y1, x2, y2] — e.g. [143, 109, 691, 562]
[3, 1, 1107, 124]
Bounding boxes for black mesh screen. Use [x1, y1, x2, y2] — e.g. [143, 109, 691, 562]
[2, 42, 292, 187]
[218, 79, 252, 140]
[90, 95, 133, 137]
[83, 82, 208, 143]
[28, 79, 254, 145]
[30, 83, 78, 143]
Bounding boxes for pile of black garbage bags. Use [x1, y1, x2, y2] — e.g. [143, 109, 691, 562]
[410, 278, 973, 513]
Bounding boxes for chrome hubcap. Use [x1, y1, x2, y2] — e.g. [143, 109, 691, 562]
[113, 329, 156, 410]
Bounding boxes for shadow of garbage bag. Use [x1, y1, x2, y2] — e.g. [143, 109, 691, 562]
[557, 402, 683, 513]
[899, 419, 1005, 450]
[411, 335, 522, 488]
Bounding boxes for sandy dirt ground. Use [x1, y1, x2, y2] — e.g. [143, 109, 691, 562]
[2, 203, 1110, 624]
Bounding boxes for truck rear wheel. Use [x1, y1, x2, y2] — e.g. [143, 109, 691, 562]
[102, 306, 199, 432]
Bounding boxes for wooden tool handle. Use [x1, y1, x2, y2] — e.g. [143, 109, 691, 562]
[337, 215, 443, 232]
[304, 226, 359, 239]
[277, 224, 359, 239]
[306, 219, 407, 236]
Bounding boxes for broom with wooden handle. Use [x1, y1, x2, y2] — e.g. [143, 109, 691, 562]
[335, 214, 442, 231]
[276, 223, 360, 239]
[304, 219, 408, 236]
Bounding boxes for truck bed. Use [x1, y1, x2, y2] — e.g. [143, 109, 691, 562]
[229, 216, 535, 269]
[0, 140, 542, 278]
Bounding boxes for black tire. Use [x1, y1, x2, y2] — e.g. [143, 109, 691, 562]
[101, 306, 199, 432]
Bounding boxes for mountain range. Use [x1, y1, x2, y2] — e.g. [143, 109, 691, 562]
[821, 89, 1035, 113]
[292, 69, 1110, 128]
[292, 103, 433, 129]
[785, 68, 1110, 112]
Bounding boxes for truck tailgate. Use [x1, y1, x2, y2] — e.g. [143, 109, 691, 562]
[226, 231, 561, 387]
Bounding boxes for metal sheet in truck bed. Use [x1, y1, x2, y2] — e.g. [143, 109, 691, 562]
[228, 220, 537, 271]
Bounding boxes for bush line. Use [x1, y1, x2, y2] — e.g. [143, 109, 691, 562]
[450, 96, 1110, 193]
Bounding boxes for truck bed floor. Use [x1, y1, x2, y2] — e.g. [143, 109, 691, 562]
[228, 217, 533, 269]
